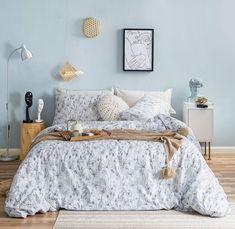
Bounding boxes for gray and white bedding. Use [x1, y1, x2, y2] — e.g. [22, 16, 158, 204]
[5, 115, 230, 218]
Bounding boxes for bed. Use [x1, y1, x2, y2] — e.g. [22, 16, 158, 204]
[5, 88, 230, 218]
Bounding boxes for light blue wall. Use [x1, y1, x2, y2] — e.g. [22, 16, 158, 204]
[1, 0, 235, 147]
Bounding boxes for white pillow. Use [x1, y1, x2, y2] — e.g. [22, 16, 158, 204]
[119, 95, 176, 121]
[98, 95, 129, 121]
[57, 88, 114, 96]
[115, 88, 172, 106]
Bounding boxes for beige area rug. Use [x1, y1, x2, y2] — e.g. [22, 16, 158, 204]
[53, 205, 235, 229]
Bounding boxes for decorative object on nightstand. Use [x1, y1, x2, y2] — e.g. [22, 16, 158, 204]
[0, 44, 33, 162]
[195, 96, 208, 108]
[183, 102, 214, 160]
[35, 99, 44, 123]
[20, 122, 46, 160]
[187, 78, 203, 102]
[23, 91, 33, 123]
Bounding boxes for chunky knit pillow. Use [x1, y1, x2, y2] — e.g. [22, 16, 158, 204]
[98, 95, 129, 121]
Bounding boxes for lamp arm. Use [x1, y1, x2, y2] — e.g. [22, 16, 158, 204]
[7, 47, 22, 62]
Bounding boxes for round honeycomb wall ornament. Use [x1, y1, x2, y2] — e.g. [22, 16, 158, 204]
[83, 17, 100, 38]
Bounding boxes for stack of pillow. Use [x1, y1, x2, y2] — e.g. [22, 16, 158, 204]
[53, 88, 175, 125]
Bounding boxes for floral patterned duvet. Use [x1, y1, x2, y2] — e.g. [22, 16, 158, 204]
[5, 115, 230, 218]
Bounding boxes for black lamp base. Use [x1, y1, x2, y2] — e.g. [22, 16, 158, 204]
[23, 120, 33, 123]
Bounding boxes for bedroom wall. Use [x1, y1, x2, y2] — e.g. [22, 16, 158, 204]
[0, 0, 235, 148]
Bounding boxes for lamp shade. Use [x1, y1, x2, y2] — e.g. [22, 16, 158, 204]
[21, 44, 33, 61]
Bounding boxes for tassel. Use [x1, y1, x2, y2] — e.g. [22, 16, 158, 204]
[160, 167, 176, 179]
[177, 127, 189, 137]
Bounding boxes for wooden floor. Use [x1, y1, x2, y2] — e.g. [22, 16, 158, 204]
[0, 151, 234, 229]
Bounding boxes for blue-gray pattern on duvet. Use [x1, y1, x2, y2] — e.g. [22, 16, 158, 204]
[5, 115, 230, 218]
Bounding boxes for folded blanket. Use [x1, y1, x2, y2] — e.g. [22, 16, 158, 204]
[28, 127, 189, 179]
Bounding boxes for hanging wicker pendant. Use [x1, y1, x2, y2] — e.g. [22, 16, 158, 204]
[59, 62, 83, 81]
[83, 17, 100, 38]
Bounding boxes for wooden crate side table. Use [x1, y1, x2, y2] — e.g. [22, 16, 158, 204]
[20, 122, 46, 160]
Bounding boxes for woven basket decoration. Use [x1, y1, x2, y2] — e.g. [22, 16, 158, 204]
[59, 62, 83, 81]
[83, 17, 100, 38]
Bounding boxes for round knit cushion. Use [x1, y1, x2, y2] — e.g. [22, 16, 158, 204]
[98, 95, 129, 121]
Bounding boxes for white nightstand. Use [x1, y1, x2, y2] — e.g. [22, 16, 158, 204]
[183, 102, 214, 160]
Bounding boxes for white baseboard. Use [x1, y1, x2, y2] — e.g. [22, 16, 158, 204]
[211, 146, 235, 150]
[198, 146, 235, 153]
[0, 148, 20, 156]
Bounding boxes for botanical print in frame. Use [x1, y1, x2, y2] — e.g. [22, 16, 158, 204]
[123, 28, 154, 71]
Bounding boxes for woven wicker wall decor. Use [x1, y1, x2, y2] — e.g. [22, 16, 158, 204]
[83, 17, 100, 38]
[59, 62, 83, 81]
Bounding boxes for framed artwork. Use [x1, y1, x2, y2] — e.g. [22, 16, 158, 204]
[123, 28, 154, 71]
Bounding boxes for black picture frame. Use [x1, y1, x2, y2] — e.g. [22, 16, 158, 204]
[123, 28, 154, 71]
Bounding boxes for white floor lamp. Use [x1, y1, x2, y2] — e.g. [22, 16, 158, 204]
[0, 44, 33, 162]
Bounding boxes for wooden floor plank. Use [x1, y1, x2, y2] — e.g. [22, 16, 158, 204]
[0, 152, 234, 228]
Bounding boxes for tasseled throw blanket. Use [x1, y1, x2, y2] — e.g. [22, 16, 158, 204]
[28, 127, 189, 179]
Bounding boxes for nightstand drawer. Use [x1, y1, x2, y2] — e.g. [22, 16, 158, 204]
[188, 109, 213, 142]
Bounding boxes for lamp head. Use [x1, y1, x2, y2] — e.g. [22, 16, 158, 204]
[21, 44, 33, 61]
